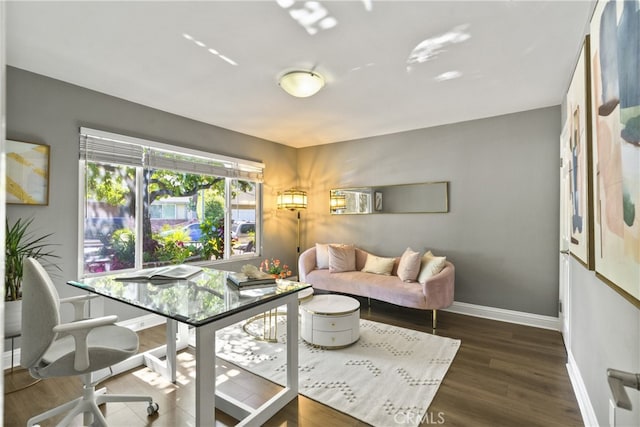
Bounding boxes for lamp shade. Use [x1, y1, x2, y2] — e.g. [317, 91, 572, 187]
[277, 189, 308, 210]
[279, 71, 325, 98]
[330, 194, 346, 211]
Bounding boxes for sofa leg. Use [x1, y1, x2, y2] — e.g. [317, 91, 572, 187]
[432, 310, 437, 329]
[368, 297, 371, 308]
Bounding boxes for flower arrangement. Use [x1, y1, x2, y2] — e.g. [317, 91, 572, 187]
[260, 258, 292, 279]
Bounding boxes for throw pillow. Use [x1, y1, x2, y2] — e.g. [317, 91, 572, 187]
[397, 247, 421, 282]
[361, 254, 395, 276]
[328, 244, 356, 273]
[417, 250, 447, 283]
[316, 243, 331, 269]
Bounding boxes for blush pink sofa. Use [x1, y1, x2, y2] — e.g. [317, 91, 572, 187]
[298, 246, 454, 328]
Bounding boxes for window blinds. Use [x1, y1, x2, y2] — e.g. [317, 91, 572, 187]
[79, 127, 264, 182]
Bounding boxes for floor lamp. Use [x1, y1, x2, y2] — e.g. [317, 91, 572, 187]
[277, 188, 308, 257]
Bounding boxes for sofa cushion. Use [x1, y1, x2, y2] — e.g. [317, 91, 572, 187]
[329, 244, 356, 272]
[305, 269, 429, 309]
[361, 254, 395, 276]
[418, 251, 447, 283]
[397, 247, 421, 282]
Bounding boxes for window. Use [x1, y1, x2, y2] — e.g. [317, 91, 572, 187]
[79, 128, 263, 276]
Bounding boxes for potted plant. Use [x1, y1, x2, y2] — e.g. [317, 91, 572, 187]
[5, 217, 59, 336]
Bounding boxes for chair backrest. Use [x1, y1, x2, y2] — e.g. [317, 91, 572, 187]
[20, 257, 61, 369]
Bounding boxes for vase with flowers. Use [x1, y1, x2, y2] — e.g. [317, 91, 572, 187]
[260, 258, 292, 279]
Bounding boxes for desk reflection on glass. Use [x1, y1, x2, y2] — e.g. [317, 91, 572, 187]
[68, 267, 310, 426]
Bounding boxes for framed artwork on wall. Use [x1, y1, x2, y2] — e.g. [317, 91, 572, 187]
[566, 36, 594, 269]
[5, 140, 50, 205]
[374, 191, 383, 211]
[589, 0, 640, 307]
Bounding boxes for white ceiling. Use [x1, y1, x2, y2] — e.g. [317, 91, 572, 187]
[6, 1, 594, 148]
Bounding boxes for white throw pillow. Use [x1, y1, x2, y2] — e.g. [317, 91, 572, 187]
[397, 247, 421, 282]
[316, 243, 331, 269]
[361, 254, 395, 276]
[417, 251, 447, 283]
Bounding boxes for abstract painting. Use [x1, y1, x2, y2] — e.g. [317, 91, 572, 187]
[6, 140, 50, 205]
[590, 0, 640, 306]
[566, 37, 593, 268]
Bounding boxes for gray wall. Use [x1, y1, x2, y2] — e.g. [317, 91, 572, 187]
[558, 20, 640, 423]
[298, 106, 561, 317]
[5, 66, 299, 322]
[569, 259, 640, 426]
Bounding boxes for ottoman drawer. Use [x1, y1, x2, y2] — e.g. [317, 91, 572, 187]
[310, 330, 355, 348]
[312, 314, 357, 331]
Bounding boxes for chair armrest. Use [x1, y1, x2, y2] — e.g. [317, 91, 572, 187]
[53, 315, 119, 371]
[420, 262, 455, 309]
[60, 294, 101, 320]
[298, 247, 317, 282]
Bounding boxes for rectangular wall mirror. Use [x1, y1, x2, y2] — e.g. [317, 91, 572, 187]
[330, 181, 449, 214]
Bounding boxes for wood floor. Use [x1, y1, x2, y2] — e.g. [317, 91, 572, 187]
[4, 297, 582, 426]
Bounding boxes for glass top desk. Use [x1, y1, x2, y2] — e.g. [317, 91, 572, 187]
[68, 268, 311, 426]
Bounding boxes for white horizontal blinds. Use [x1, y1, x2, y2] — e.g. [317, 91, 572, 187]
[79, 127, 264, 181]
[79, 133, 144, 167]
[147, 148, 263, 181]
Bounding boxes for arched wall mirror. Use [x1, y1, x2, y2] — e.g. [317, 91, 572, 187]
[329, 181, 449, 215]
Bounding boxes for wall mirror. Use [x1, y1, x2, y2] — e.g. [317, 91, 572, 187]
[330, 181, 448, 214]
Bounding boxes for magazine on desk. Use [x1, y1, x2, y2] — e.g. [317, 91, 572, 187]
[115, 264, 203, 281]
[227, 272, 276, 289]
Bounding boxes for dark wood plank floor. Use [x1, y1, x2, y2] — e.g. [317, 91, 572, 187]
[4, 297, 582, 426]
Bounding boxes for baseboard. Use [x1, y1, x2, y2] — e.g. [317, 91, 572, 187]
[2, 314, 166, 370]
[566, 350, 598, 426]
[443, 301, 560, 331]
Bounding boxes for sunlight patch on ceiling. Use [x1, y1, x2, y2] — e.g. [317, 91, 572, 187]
[435, 70, 463, 82]
[350, 62, 375, 72]
[276, 0, 338, 35]
[182, 33, 238, 66]
[406, 24, 471, 72]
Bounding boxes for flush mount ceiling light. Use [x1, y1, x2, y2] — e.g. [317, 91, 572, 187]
[278, 70, 325, 98]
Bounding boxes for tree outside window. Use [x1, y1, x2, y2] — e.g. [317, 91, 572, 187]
[80, 130, 261, 276]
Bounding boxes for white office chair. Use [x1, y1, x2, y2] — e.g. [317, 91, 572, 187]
[20, 258, 159, 426]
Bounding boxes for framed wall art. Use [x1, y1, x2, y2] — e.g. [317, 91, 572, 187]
[566, 36, 594, 269]
[589, 0, 640, 307]
[5, 140, 50, 205]
[374, 191, 383, 212]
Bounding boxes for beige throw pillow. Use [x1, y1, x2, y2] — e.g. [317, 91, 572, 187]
[361, 254, 395, 276]
[418, 251, 447, 283]
[328, 244, 356, 273]
[397, 247, 421, 282]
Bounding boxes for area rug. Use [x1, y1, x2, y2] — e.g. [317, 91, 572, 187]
[215, 317, 461, 427]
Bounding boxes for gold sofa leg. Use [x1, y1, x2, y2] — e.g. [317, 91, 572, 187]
[432, 310, 437, 329]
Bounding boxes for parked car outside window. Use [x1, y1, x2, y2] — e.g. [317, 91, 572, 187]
[160, 222, 204, 241]
[231, 221, 255, 244]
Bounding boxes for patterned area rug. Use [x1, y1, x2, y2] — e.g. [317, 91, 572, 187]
[216, 317, 460, 427]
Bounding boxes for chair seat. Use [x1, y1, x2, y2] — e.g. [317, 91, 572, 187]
[36, 325, 138, 377]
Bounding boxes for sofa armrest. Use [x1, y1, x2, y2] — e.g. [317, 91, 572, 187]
[420, 262, 455, 309]
[298, 247, 317, 282]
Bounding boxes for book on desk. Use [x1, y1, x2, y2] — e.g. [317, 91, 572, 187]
[115, 264, 203, 281]
[226, 272, 276, 289]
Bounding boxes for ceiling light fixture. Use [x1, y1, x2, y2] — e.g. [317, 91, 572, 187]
[279, 70, 325, 98]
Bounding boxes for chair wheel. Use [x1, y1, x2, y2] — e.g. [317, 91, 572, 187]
[147, 402, 159, 415]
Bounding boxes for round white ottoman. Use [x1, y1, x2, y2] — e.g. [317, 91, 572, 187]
[300, 294, 360, 348]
